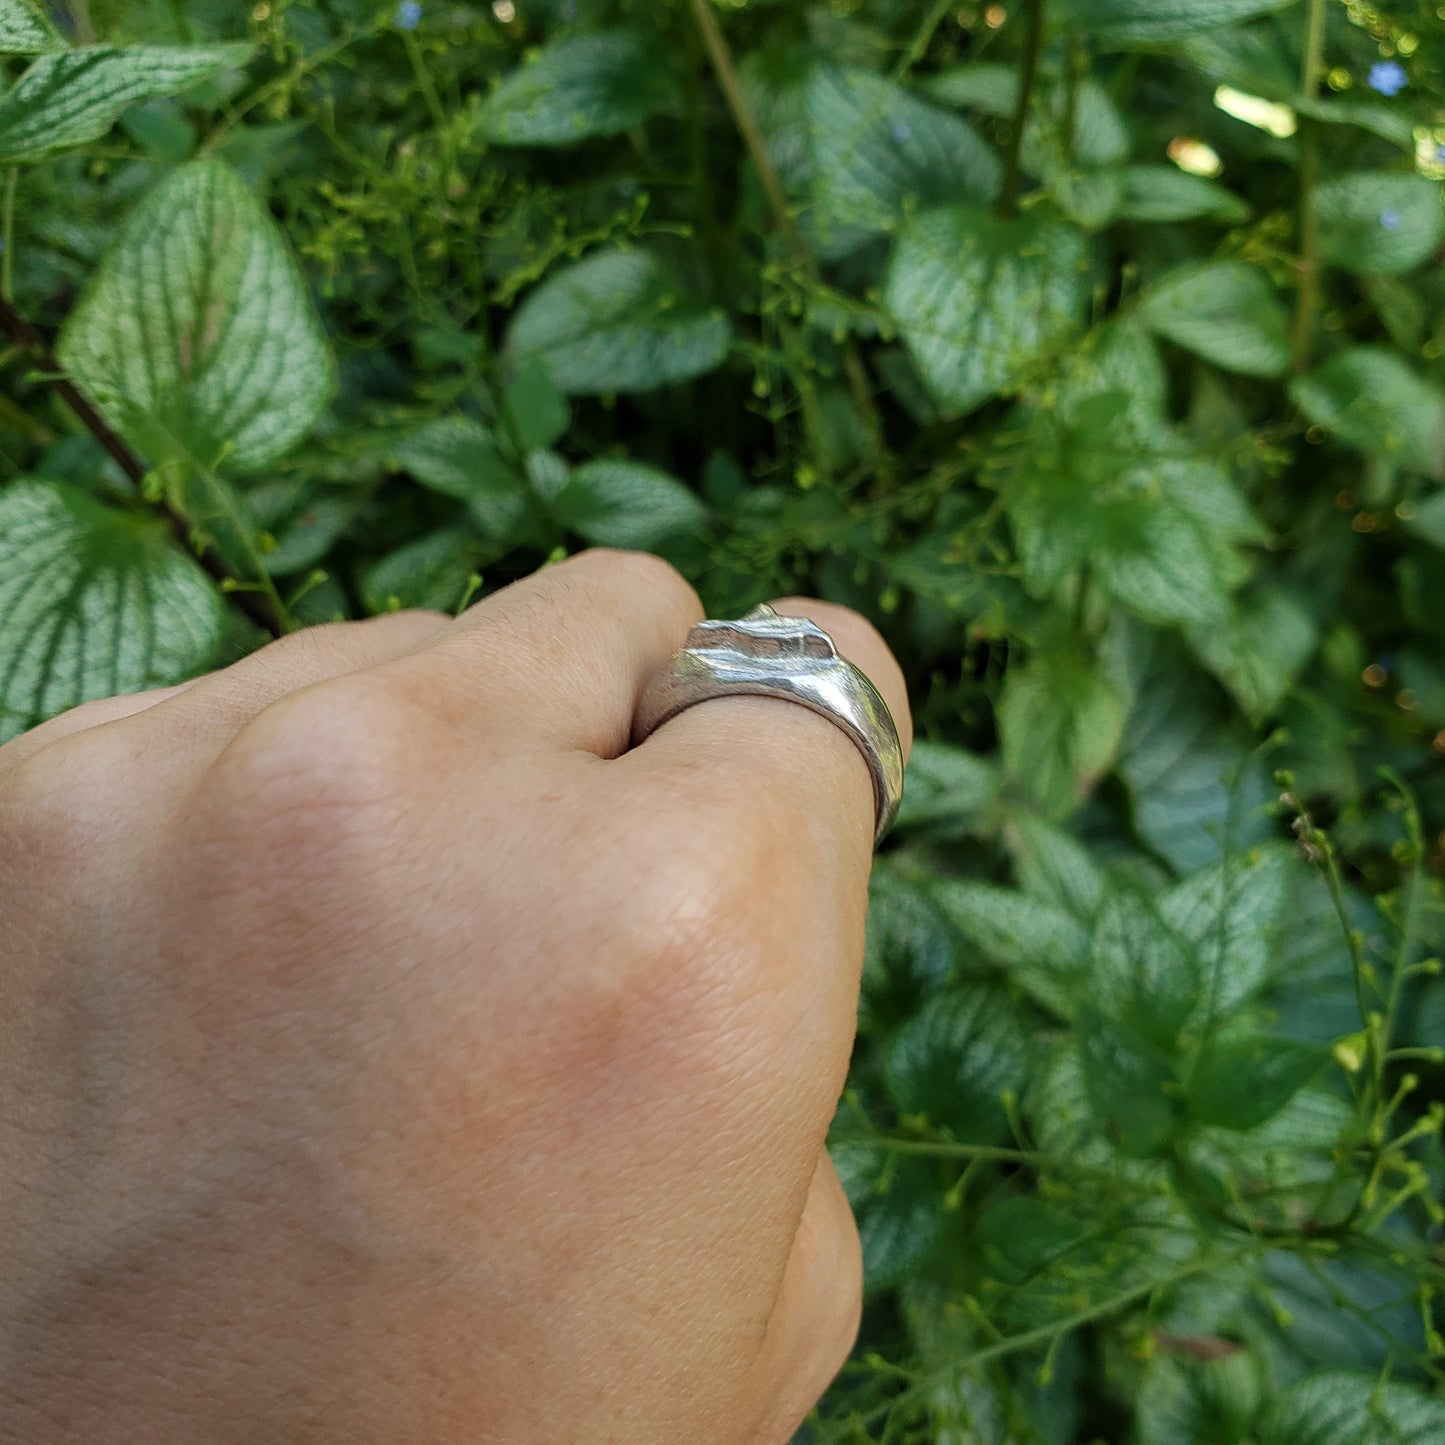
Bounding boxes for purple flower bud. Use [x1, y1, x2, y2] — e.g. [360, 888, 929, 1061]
[1367, 60, 1407, 96]
[396, 0, 422, 30]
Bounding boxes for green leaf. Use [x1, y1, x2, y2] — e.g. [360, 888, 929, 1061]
[504, 358, 570, 452]
[1290, 347, 1445, 478]
[1136, 1353, 1265, 1445]
[1078, 1018, 1178, 1156]
[1186, 1031, 1326, 1131]
[1315, 173, 1444, 276]
[0, 479, 224, 742]
[832, 1144, 948, 1294]
[932, 878, 1088, 1015]
[1405, 490, 1445, 551]
[862, 865, 960, 1031]
[1137, 261, 1290, 378]
[1107, 625, 1274, 873]
[393, 416, 529, 543]
[749, 55, 999, 259]
[478, 28, 672, 147]
[260, 491, 360, 577]
[507, 247, 732, 396]
[999, 650, 1127, 820]
[1056, 0, 1299, 45]
[1090, 887, 1199, 1048]
[1004, 813, 1108, 920]
[894, 740, 999, 835]
[0, 44, 251, 163]
[1259, 1371, 1445, 1445]
[1188, 586, 1319, 722]
[57, 159, 334, 474]
[1158, 846, 1295, 1018]
[884, 984, 1031, 1144]
[359, 529, 483, 615]
[0, 0, 62, 54]
[554, 459, 706, 548]
[1118, 165, 1250, 223]
[885, 206, 1089, 418]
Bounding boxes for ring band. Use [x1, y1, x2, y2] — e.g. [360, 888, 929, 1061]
[632, 604, 904, 846]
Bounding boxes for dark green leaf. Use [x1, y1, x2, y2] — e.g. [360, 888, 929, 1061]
[0, 44, 250, 162]
[478, 29, 672, 147]
[1118, 165, 1250, 223]
[1290, 347, 1445, 478]
[750, 56, 999, 258]
[1090, 887, 1199, 1047]
[58, 159, 334, 474]
[1057, 0, 1299, 45]
[884, 984, 1031, 1143]
[1315, 173, 1444, 276]
[1078, 1017, 1178, 1155]
[1188, 586, 1319, 721]
[504, 358, 570, 452]
[894, 740, 999, 835]
[1186, 1032, 1326, 1131]
[1259, 1371, 1445, 1445]
[507, 247, 732, 395]
[831, 1143, 948, 1293]
[554, 459, 706, 548]
[885, 206, 1089, 418]
[393, 417, 529, 543]
[359, 530, 483, 615]
[0, 479, 224, 741]
[1137, 261, 1290, 378]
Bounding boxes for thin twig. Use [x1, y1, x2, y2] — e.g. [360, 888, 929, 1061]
[998, 0, 1046, 220]
[686, 0, 890, 477]
[0, 296, 284, 638]
[1292, 0, 1327, 372]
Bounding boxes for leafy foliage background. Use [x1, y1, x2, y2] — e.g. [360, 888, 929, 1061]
[3, 0, 1445, 1437]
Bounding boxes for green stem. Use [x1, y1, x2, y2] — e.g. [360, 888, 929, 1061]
[997, 0, 1046, 220]
[1, 167, 16, 302]
[1292, 0, 1327, 372]
[686, 0, 889, 477]
[0, 295, 284, 638]
[892, 0, 955, 80]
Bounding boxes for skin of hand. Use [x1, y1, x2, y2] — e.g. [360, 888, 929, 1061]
[0, 549, 911, 1444]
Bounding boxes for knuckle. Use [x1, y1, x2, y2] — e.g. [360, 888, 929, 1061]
[570, 547, 701, 613]
[0, 737, 123, 877]
[205, 677, 423, 848]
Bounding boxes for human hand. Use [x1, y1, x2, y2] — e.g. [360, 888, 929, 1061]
[0, 550, 910, 1444]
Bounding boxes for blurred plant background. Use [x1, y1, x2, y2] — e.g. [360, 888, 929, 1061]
[3, 0, 1445, 1437]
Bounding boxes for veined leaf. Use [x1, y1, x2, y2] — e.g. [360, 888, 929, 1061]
[1118, 165, 1250, 223]
[0, 0, 62, 55]
[1188, 585, 1319, 721]
[0, 479, 224, 742]
[507, 247, 732, 395]
[392, 416, 529, 544]
[884, 984, 1031, 1144]
[749, 55, 1000, 258]
[893, 740, 999, 835]
[1186, 1031, 1326, 1131]
[359, 530, 484, 615]
[0, 44, 251, 163]
[1137, 261, 1291, 378]
[1315, 172, 1444, 277]
[885, 206, 1089, 418]
[478, 28, 672, 147]
[1056, 0, 1299, 45]
[58, 159, 335, 474]
[1260, 1370, 1445, 1445]
[554, 459, 706, 548]
[1291, 347, 1445, 478]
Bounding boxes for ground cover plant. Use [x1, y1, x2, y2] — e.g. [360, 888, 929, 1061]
[3, 0, 1445, 1437]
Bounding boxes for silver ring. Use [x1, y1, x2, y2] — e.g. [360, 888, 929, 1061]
[632, 604, 904, 846]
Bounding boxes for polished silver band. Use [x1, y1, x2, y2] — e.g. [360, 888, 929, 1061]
[632, 604, 904, 846]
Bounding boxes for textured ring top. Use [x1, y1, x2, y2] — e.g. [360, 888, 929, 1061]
[633, 604, 905, 846]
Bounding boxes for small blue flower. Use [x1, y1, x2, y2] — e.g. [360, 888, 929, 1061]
[1380, 208, 1401, 230]
[1367, 60, 1407, 96]
[396, 0, 422, 30]
[890, 120, 912, 145]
